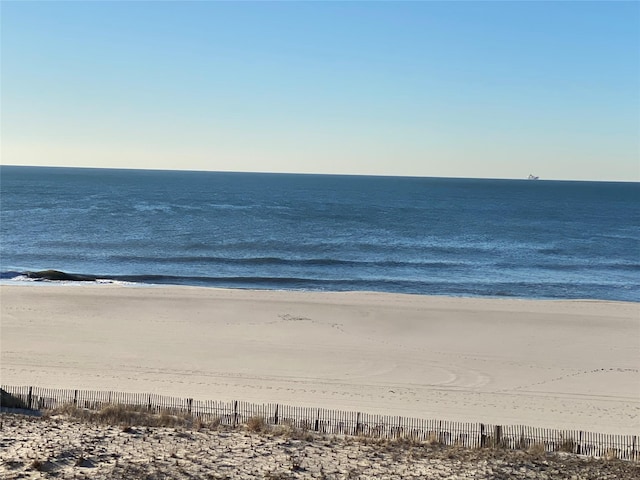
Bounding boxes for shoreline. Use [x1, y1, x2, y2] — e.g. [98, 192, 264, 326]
[1, 277, 638, 305]
[1, 284, 638, 435]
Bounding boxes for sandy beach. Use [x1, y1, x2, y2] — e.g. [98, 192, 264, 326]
[1, 285, 638, 435]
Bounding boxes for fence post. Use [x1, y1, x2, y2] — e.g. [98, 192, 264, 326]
[577, 431, 583, 455]
[148, 394, 152, 412]
[494, 425, 503, 448]
[355, 412, 361, 435]
[480, 423, 486, 447]
[27, 387, 33, 410]
[315, 409, 320, 432]
[633, 435, 637, 462]
[74, 390, 78, 406]
[233, 401, 238, 428]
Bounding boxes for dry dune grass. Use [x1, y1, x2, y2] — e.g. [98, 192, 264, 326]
[1, 408, 638, 480]
[0, 389, 28, 409]
[46, 403, 198, 429]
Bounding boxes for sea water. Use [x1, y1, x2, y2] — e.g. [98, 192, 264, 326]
[1, 166, 638, 301]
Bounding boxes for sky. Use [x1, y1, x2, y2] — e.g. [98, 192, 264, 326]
[2, 1, 639, 181]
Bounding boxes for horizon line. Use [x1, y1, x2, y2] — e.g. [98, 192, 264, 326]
[1, 164, 638, 184]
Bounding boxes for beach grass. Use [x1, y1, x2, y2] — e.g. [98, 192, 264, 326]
[0, 389, 28, 409]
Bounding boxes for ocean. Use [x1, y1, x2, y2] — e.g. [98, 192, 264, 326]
[1, 166, 638, 301]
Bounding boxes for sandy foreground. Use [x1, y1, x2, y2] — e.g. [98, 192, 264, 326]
[2, 411, 638, 480]
[1, 285, 639, 435]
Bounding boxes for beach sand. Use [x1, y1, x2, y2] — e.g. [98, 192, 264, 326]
[1, 285, 638, 435]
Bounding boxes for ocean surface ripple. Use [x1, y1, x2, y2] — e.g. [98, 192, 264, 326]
[1, 166, 638, 301]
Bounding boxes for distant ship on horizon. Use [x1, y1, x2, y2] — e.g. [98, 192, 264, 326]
[528, 174, 539, 180]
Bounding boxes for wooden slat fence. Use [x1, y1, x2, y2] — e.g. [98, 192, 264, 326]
[2, 385, 637, 461]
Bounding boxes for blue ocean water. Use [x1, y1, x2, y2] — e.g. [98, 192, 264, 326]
[1, 166, 638, 301]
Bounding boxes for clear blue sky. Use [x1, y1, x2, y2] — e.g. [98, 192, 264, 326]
[2, 1, 638, 181]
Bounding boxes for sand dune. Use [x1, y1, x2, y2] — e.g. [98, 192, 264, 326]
[1, 285, 638, 435]
[2, 411, 639, 480]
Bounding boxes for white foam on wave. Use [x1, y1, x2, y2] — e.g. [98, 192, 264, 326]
[94, 278, 137, 286]
[0, 276, 138, 287]
[4, 274, 36, 282]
